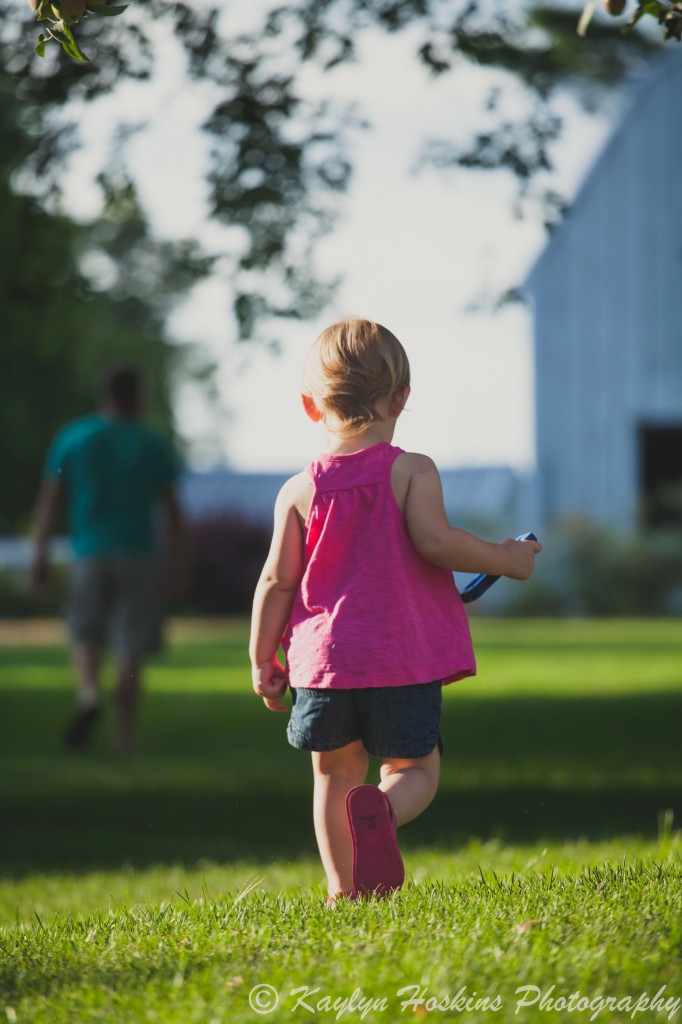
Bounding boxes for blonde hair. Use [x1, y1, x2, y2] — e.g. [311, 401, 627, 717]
[303, 318, 410, 429]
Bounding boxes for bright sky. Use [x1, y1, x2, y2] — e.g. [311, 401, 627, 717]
[61, 9, 617, 475]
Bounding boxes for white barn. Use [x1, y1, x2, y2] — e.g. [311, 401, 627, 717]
[524, 51, 682, 535]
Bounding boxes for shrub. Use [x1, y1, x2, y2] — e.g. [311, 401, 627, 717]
[506, 520, 682, 617]
[0, 515, 271, 620]
[178, 514, 270, 616]
[0, 564, 68, 618]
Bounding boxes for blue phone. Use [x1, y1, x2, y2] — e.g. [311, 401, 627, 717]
[460, 532, 538, 604]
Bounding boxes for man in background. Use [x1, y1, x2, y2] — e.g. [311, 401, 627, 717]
[32, 366, 187, 753]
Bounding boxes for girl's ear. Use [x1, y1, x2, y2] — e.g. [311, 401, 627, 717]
[390, 385, 411, 417]
[302, 394, 323, 422]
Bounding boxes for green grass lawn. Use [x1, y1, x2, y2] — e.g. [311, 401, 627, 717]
[1, 618, 681, 1022]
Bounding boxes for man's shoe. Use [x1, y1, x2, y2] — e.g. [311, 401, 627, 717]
[64, 703, 100, 749]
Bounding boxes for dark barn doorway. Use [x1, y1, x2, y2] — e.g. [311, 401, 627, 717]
[639, 425, 682, 528]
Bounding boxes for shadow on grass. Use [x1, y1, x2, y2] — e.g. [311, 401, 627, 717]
[1, 682, 681, 877]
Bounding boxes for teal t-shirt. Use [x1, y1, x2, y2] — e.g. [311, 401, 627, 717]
[45, 415, 180, 558]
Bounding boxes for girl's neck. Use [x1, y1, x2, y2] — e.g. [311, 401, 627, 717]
[322, 418, 396, 457]
[316, 389, 407, 455]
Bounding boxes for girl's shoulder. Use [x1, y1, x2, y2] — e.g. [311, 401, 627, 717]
[276, 470, 315, 526]
[393, 450, 438, 473]
[391, 450, 441, 512]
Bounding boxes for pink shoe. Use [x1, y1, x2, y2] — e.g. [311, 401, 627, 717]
[346, 785, 404, 897]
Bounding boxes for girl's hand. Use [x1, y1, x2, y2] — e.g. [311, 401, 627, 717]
[502, 536, 542, 580]
[252, 659, 289, 713]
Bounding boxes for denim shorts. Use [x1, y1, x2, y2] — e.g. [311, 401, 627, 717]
[287, 681, 443, 759]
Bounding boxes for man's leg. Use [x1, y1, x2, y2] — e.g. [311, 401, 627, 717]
[110, 557, 163, 753]
[72, 641, 102, 707]
[63, 558, 112, 749]
[113, 654, 142, 753]
[64, 640, 103, 748]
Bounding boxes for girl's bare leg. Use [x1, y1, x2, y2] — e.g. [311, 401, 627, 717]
[312, 741, 369, 894]
[379, 746, 441, 826]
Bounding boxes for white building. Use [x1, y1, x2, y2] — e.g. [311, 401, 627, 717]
[524, 51, 682, 534]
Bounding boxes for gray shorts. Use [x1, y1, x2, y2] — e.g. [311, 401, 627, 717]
[67, 556, 164, 657]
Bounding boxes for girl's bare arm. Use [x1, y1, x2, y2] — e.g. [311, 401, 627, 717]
[249, 473, 307, 711]
[402, 454, 541, 578]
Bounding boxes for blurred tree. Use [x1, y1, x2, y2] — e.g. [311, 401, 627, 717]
[3, 2, 353, 343]
[0, 2, 665, 535]
[0, 70, 209, 533]
[4, 3, 659, 329]
[30, 0, 682, 64]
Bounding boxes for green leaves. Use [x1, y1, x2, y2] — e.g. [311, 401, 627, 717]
[31, 0, 129, 63]
[50, 23, 90, 62]
[577, 0, 682, 41]
[626, 1, 682, 41]
[86, 3, 129, 16]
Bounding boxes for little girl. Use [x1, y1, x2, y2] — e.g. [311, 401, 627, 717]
[249, 318, 541, 903]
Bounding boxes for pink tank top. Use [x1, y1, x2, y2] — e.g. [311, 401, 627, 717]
[283, 442, 476, 689]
